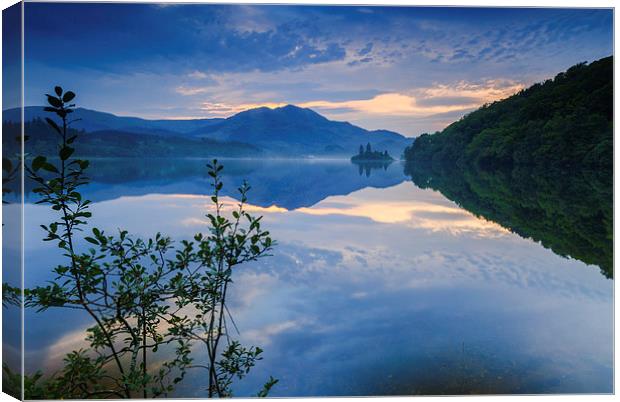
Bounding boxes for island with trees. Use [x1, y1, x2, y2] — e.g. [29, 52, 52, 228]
[351, 143, 394, 163]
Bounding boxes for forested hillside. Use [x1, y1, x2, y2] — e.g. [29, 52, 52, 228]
[405, 56, 612, 173]
[404, 56, 613, 278]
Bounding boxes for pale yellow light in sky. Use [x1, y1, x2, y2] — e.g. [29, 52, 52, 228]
[177, 79, 525, 119]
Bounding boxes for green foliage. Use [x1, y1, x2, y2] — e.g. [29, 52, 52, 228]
[403, 57, 612, 278]
[257, 376, 279, 397]
[405, 56, 612, 173]
[21, 86, 278, 398]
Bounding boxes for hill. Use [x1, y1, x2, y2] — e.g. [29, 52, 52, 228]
[3, 105, 411, 158]
[2, 106, 224, 135]
[404, 56, 612, 173]
[188, 104, 410, 157]
[403, 56, 613, 278]
[2, 118, 260, 158]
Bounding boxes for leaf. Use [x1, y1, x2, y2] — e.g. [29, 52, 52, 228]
[59, 146, 74, 161]
[31, 156, 47, 172]
[41, 163, 59, 173]
[84, 237, 99, 245]
[45, 118, 61, 134]
[46, 95, 62, 108]
[67, 135, 77, 144]
[54, 86, 63, 96]
[62, 91, 75, 103]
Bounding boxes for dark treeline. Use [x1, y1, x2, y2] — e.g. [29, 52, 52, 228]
[404, 56, 613, 278]
[2, 118, 261, 158]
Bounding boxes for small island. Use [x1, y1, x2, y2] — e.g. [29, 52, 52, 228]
[351, 143, 394, 163]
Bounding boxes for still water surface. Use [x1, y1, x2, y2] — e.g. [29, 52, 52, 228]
[21, 158, 612, 396]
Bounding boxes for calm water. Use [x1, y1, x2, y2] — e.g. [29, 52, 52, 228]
[19, 158, 612, 396]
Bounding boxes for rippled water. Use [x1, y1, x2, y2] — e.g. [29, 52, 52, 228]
[20, 158, 612, 396]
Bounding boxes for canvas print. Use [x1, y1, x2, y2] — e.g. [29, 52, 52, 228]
[1, 2, 614, 399]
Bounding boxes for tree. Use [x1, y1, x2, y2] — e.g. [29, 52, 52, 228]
[366, 143, 372, 154]
[21, 86, 278, 398]
[359, 145, 364, 155]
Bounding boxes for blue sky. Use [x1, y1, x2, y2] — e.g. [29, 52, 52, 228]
[21, 3, 613, 136]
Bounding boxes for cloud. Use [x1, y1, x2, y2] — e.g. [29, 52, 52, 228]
[173, 77, 523, 125]
[418, 79, 524, 103]
[297, 79, 524, 117]
[358, 42, 373, 56]
[347, 57, 373, 67]
[187, 70, 208, 79]
[25, 3, 349, 74]
[199, 101, 289, 116]
[294, 185, 509, 237]
[243, 320, 306, 346]
[23, 4, 612, 136]
[175, 86, 212, 96]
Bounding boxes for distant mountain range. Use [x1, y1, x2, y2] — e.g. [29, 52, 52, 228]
[3, 105, 412, 158]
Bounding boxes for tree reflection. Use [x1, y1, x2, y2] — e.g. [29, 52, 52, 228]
[406, 162, 612, 278]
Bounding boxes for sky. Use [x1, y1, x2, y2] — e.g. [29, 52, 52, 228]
[18, 3, 614, 136]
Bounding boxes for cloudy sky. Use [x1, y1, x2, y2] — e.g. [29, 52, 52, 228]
[22, 3, 612, 136]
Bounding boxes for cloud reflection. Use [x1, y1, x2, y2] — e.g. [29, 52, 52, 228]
[23, 170, 612, 396]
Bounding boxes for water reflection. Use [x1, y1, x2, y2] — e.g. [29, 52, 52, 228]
[23, 159, 612, 396]
[406, 163, 613, 278]
[23, 158, 405, 209]
[352, 160, 393, 177]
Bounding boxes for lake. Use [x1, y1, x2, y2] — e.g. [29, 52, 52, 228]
[18, 158, 612, 396]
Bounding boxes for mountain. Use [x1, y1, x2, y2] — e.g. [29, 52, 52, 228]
[404, 56, 612, 172]
[2, 106, 224, 135]
[186, 104, 410, 156]
[3, 105, 411, 158]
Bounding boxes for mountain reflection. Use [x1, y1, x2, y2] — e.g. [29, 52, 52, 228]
[22, 158, 406, 209]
